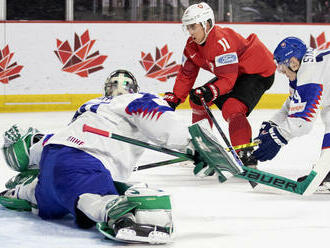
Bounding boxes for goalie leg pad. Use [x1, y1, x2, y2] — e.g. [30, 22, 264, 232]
[5, 169, 39, 189]
[0, 190, 33, 211]
[125, 186, 173, 230]
[0, 176, 38, 213]
[77, 193, 139, 223]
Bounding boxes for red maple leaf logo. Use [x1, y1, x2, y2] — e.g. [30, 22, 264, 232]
[310, 32, 330, 50]
[0, 45, 23, 84]
[139, 45, 181, 82]
[54, 30, 107, 77]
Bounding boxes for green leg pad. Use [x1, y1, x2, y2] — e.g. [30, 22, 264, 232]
[5, 169, 39, 189]
[0, 196, 32, 211]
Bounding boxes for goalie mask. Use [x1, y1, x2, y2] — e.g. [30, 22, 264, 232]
[104, 69, 139, 97]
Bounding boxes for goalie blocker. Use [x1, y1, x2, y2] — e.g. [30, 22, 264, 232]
[188, 123, 243, 181]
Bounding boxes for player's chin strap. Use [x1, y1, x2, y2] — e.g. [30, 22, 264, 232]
[82, 124, 316, 195]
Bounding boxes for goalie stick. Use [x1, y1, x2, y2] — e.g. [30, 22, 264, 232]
[134, 157, 189, 171]
[199, 97, 258, 188]
[82, 124, 316, 195]
[82, 124, 194, 160]
[136, 141, 260, 171]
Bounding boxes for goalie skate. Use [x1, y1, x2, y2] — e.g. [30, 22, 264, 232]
[97, 215, 171, 244]
[114, 216, 171, 244]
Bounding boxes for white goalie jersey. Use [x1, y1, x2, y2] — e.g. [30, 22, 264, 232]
[41, 93, 191, 181]
[271, 48, 330, 141]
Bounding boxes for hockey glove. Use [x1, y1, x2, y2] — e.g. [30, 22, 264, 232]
[163, 92, 181, 110]
[189, 84, 219, 106]
[253, 123, 288, 162]
[257, 121, 277, 136]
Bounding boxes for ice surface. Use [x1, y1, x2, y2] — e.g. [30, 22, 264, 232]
[0, 109, 328, 248]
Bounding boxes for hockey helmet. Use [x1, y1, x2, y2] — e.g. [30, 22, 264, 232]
[274, 37, 307, 67]
[104, 69, 139, 97]
[182, 2, 215, 39]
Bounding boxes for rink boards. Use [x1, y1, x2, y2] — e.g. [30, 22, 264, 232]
[0, 21, 328, 112]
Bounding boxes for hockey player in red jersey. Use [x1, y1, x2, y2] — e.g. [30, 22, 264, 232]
[164, 2, 276, 167]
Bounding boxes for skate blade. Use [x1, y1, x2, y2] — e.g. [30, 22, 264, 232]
[315, 187, 330, 194]
[315, 182, 330, 194]
[116, 228, 171, 244]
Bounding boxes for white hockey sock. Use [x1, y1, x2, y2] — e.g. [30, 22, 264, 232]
[16, 177, 38, 205]
[77, 193, 119, 223]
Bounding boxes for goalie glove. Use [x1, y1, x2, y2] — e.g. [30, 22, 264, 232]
[253, 122, 288, 162]
[3, 124, 24, 148]
[2, 125, 44, 172]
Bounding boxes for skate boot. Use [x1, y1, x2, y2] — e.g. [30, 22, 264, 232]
[111, 213, 171, 244]
[237, 147, 258, 169]
[298, 171, 330, 193]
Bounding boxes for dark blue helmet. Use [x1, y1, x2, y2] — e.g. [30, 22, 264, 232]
[274, 37, 307, 66]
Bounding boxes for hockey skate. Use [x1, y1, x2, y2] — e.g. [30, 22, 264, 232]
[237, 147, 258, 169]
[298, 172, 330, 193]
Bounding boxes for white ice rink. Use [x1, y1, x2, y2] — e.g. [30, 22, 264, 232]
[0, 109, 329, 248]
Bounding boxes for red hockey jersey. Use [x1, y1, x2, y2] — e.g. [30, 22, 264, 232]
[173, 26, 276, 102]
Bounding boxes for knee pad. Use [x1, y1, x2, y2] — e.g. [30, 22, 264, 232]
[222, 98, 248, 121]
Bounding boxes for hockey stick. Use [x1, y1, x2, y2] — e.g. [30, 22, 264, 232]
[225, 140, 260, 151]
[199, 97, 258, 188]
[134, 157, 189, 171]
[82, 124, 316, 194]
[135, 141, 260, 171]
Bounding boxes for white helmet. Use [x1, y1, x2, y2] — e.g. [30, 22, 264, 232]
[182, 2, 215, 41]
[104, 69, 139, 97]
